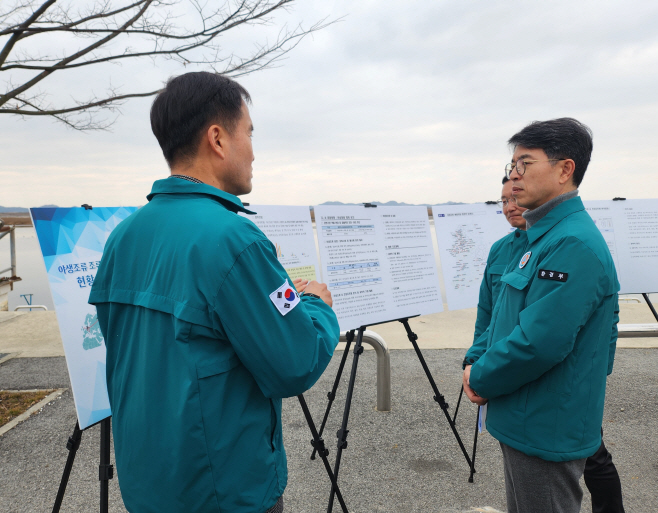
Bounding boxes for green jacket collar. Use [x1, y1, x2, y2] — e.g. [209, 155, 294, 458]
[147, 178, 256, 214]
[526, 196, 584, 244]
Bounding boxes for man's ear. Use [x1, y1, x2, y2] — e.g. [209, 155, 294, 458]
[207, 124, 227, 160]
[558, 159, 576, 186]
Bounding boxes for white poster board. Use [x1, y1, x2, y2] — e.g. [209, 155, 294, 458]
[315, 205, 443, 331]
[30, 207, 137, 430]
[240, 205, 319, 281]
[432, 203, 511, 310]
[584, 199, 658, 294]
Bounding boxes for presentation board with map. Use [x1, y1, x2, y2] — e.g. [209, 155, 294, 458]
[30, 206, 137, 430]
[240, 205, 320, 282]
[315, 205, 443, 331]
[432, 203, 511, 310]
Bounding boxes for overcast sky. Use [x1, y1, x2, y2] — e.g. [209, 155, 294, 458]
[2, 0, 658, 208]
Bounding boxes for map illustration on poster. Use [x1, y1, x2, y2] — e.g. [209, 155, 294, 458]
[240, 205, 320, 282]
[432, 203, 511, 311]
[315, 205, 443, 331]
[30, 207, 137, 430]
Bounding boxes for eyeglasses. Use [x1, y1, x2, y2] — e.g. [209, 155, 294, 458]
[504, 159, 565, 179]
[497, 197, 518, 208]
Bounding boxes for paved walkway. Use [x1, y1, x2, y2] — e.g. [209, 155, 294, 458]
[1, 348, 656, 512]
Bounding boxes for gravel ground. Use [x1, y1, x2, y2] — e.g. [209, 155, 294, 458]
[0, 348, 656, 512]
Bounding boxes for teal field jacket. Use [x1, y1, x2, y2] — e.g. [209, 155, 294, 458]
[468, 197, 619, 462]
[470, 229, 528, 347]
[89, 178, 339, 512]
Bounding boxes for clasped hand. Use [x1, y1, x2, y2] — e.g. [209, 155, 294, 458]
[462, 365, 488, 406]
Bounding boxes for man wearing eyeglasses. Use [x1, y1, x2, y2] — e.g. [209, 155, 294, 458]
[462, 118, 620, 513]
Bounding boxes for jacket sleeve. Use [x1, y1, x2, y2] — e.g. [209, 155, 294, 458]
[464, 327, 490, 369]
[212, 239, 340, 399]
[472, 265, 494, 345]
[608, 294, 619, 375]
[469, 237, 610, 399]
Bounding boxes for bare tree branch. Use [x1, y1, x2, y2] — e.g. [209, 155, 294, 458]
[0, 0, 334, 130]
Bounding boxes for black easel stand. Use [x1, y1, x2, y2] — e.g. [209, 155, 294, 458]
[297, 395, 349, 513]
[52, 417, 114, 513]
[449, 385, 480, 483]
[327, 326, 366, 513]
[320, 320, 475, 512]
[399, 319, 473, 469]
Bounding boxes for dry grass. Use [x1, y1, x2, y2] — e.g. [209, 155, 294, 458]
[0, 390, 55, 427]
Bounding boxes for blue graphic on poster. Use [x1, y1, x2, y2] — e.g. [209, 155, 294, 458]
[31, 207, 137, 429]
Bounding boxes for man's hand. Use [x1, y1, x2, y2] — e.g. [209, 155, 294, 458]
[463, 365, 488, 406]
[293, 278, 309, 294]
[303, 281, 333, 307]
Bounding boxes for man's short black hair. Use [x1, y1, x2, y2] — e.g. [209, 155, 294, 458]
[150, 72, 251, 167]
[502, 176, 509, 185]
[508, 118, 593, 187]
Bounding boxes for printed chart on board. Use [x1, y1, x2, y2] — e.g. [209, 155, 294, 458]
[585, 199, 658, 294]
[432, 203, 511, 311]
[240, 205, 320, 282]
[315, 205, 443, 331]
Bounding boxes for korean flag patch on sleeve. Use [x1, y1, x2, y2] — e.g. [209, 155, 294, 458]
[269, 279, 300, 316]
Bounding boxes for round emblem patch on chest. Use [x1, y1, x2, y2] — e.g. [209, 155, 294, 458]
[519, 251, 532, 269]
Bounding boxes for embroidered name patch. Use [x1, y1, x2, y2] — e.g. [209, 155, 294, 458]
[538, 269, 568, 282]
[269, 279, 300, 316]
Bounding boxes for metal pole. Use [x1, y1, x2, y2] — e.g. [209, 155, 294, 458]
[297, 395, 349, 512]
[10, 227, 16, 278]
[328, 327, 365, 512]
[311, 330, 355, 460]
[468, 407, 479, 483]
[99, 418, 114, 513]
[642, 293, 658, 322]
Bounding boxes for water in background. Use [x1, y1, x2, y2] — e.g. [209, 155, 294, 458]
[0, 227, 55, 311]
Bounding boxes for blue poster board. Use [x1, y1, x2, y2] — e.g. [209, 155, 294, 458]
[30, 207, 137, 429]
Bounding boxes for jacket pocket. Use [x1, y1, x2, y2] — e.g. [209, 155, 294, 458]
[500, 271, 530, 291]
[488, 264, 506, 276]
[196, 354, 240, 379]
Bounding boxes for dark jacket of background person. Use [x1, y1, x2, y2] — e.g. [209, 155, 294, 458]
[89, 178, 340, 513]
[468, 197, 619, 462]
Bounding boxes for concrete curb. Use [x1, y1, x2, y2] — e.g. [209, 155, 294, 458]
[0, 388, 67, 437]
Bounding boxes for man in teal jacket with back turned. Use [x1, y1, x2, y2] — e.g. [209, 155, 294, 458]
[462, 118, 619, 513]
[89, 72, 339, 513]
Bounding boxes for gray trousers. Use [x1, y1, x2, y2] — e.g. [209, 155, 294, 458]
[500, 443, 587, 513]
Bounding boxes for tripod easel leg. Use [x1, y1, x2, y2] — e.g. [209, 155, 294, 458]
[311, 330, 355, 460]
[327, 327, 365, 513]
[99, 418, 114, 513]
[399, 319, 473, 469]
[52, 422, 83, 513]
[452, 385, 465, 424]
[468, 406, 479, 483]
[297, 395, 349, 513]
